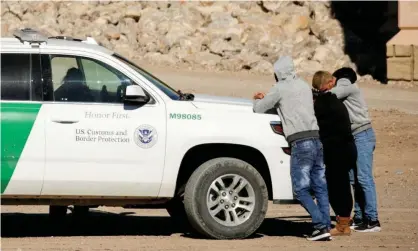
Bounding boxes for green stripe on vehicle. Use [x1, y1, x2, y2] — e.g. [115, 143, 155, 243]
[1, 102, 42, 194]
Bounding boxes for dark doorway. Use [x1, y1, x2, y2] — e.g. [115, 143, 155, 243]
[330, 1, 400, 83]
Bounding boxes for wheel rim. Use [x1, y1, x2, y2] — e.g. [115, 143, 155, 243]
[206, 174, 256, 227]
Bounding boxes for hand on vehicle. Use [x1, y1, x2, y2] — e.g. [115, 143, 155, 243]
[253, 92, 265, 100]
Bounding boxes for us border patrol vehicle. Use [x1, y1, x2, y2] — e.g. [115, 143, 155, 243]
[1, 28, 293, 239]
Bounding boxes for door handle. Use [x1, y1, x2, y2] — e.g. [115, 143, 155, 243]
[52, 120, 79, 124]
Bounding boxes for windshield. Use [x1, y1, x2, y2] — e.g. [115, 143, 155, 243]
[112, 53, 181, 100]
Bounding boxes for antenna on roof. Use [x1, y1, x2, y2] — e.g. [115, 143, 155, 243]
[13, 28, 48, 44]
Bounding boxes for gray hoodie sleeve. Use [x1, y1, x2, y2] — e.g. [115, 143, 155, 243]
[330, 78, 358, 99]
[253, 86, 280, 113]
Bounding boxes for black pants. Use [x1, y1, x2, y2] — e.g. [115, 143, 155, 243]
[323, 142, 357, 217]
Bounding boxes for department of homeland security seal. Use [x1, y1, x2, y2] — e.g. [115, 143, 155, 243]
[134, 124, 158, 149]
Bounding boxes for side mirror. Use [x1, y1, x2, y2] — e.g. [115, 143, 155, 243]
[124, 85, 149, 103]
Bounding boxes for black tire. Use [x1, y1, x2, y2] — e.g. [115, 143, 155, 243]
[72, 206, 90, 217]
[184, 157, 268, 239]
[166, 185, 193, 231]
[166, 196, 186, 221]
[49, 205, 68, 218]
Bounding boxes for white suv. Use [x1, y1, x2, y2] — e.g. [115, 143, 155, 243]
[0, 28, 294, 239]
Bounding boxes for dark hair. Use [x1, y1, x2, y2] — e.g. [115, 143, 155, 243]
[332, 67, 357, 84]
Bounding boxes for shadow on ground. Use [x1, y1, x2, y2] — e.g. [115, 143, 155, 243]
[1, 209, 318, 239]
[330, 0, 399, 83]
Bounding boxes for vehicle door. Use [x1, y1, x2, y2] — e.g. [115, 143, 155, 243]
[1, 51, 46, 195]
[39, 52, 167, 197]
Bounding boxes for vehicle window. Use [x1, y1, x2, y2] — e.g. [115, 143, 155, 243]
[1, 53, 32, 101]
[112, 53, 181, 100]
[51, 56, 78, 91]
[49, 55, 133, 103]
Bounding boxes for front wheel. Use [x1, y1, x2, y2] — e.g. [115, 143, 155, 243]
[184, 157, 268, 239]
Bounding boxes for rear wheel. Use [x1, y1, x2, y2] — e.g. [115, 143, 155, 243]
[184, 157, 268, 239]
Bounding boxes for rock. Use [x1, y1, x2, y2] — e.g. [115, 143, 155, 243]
[208, 12, 238, 29]
[261, 1, 293, 14]
[220, 58, 242, 71]
[113, 43, 135, 59]
[194, 5, 225, 18]
[141, 2, 170, 10]
[39, 25, 60, 37]
[298, 60, 323, 76]
[95, 17, 108, 25]
[283, 15, 311, 33]
[185, 50, 222, 68]
[144, 52, 178, 66]
[137, 33, 169, 54]
[137, 8, 165, 33]
[308, 2, 331, 24]
[1, 1, 353, 77]
[8, 2, 27, 17]
[104, 28, 121, 40]
[165, 24, 195, 48]
[206, 24, 245, 42]
[1, 12, 21, 27]
[124, 5, 142, 20]
[199, 1, 216, 7]
[291, 36, 317, 63]
[237, 2, 257, 10]
[208, 38, 242, 56]
[237, 50, 263, 65]
[1, 2, 9, 15]
[220, 50, 262, 71]
[313, 46, 334, 63]
[179, 37, 203, 55]
[69, 3, 89, 18]
[169, 47, 190, 61]
[1, 23, 9, 37]
[238, 12, 271, 26]
[251, 60, 274, 75]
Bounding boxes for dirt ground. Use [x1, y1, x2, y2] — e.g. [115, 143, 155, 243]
[2, 67, 418, 251]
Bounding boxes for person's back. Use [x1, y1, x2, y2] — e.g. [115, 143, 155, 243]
[331, 67, 381, 232]
[253, 56, 331, 241]
[253, 56, 319, 144]
[330, 68, 371, 135]
[311, 70, 357, 236]
[313, 91, 354, 146]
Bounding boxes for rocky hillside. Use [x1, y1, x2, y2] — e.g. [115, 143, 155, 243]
[1, 1, 355, 76]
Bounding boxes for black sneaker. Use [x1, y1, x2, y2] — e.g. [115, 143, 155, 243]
[354, 220, 382, 232]
[306, 227, 332, 241]
[349, 218, 364, 230]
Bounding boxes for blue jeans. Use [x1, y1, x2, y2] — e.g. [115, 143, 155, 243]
[290, 138, 331, 230]
[349, 128, 379, 222]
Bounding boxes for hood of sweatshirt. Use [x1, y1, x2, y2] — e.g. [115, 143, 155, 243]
[335, 78, 352, 87]
[273, 55, 296, 81]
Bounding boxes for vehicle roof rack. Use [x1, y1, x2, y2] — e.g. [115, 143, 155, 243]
[49, 36, 83, 42]
[49, 35, 98, 45]
[13, 28, 48, 44]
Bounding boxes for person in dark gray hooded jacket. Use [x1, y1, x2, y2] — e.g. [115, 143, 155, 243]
[331, 67, 381, 233]
[253, 56, 331, 241]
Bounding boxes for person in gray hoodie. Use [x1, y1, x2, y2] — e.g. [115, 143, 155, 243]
[253, 56, 331, 241]
[331, 67, 381, 233]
